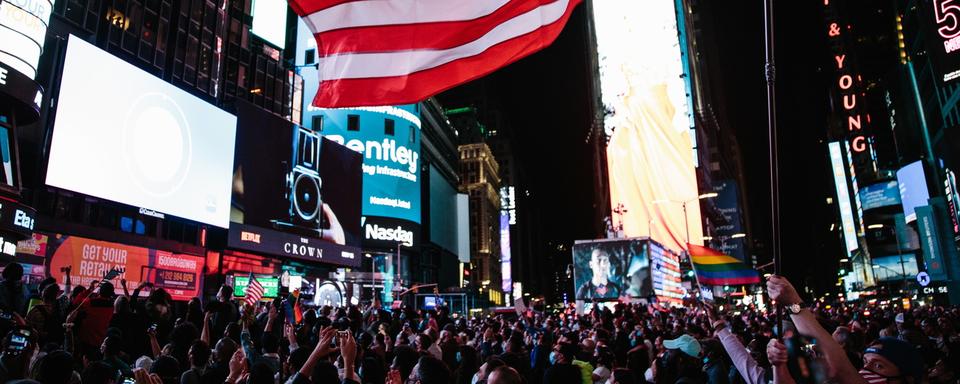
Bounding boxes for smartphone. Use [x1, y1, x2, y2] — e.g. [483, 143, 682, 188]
[5, 329, 28, 354]
[123, 378, 135, 384]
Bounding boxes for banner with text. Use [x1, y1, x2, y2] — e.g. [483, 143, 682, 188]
[41, 234, 204, 301]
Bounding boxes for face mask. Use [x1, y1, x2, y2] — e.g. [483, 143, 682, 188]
[859, 368, 902, 383]
[549, 351, 558, 365]
[471, 372, 481, 384]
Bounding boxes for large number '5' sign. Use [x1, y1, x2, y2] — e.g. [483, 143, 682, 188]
[936, 0, 960, 39]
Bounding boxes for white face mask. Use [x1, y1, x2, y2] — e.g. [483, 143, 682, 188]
[471, 372, 481, 384]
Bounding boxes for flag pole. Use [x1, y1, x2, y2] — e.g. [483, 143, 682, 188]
[763, 0, 784, 338]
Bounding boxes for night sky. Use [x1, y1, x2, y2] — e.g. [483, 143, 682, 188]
[447, 1, 844, 295]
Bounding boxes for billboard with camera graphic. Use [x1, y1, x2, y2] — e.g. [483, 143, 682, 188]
[228, 101, 363, 267]
[306, 105, 422, 249]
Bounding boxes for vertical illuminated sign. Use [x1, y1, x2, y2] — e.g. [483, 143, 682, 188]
[830, 142, 859, 255]
[499, 213, 511, 293]
[823, 1, 877, 176]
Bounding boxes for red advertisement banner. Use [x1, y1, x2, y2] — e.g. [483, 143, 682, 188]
[44, 234, 204, 301]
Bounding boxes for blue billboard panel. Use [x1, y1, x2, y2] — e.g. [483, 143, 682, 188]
[870, 255, 918, 282]
[898, 160, 930, 223]
[713, 180, 745, 261]
[312, 106, 421, 224]
[859, 181, 901, 210]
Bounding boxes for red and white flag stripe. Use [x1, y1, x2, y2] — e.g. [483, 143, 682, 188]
[290, 0, 583, 108]
[244, 274, 264, 307]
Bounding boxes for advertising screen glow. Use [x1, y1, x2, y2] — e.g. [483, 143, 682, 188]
[42, 233, 205, 301]
[229, 101, 362, 268]
[859, 181, 901, 210]
[47, 36, 236, 228]
[897, 160, 930, 223]
[251, 0, 288, 48]
[0, 0, 52, 79]
[572, 238, 652, 301]
[597, 0, 702, 253]
[829, 142, 859, 255]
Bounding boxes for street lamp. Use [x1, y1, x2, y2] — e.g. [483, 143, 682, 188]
[731, 233, 746, 239]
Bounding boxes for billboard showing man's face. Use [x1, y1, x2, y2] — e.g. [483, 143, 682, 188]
[572, 239, 652, 301]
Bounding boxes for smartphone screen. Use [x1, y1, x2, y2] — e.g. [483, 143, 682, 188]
[7, 335, 27, 352]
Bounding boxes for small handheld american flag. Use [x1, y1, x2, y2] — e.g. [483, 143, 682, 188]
[243, 273, 264, 307]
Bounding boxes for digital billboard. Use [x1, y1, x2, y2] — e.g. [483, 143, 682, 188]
[311, 106, 421, 248]
[429, 166, 458, 253]
[897, 160, 930, 223]
[829, 142, 859, 255]
[859, 181, 902, 210]
[47, 36, 236, 228]
[919, 0, 960, 83]
[500, 213, 511, 293]
[228, 100, 362, 268]
[871, 255, 919, 282]
[572, 238, 652, 301]
[41, 233, 205, 301]
[232, 274, 280, 298]
[250, 0, 288, 48]
[0, 0, 52, 79]
[649, 241, 683, 306]
[295, 20, 421, 249]
[713, 180, 745, 261]
[596, 0, 703, 253]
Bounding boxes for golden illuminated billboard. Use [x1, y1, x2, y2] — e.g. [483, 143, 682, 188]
[596, 0, 703, 253]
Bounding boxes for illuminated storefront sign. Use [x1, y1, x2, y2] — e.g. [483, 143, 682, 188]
[0, 0, 52, 79]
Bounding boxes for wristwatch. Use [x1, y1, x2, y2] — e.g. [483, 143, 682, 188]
[786, 302, 806, 315]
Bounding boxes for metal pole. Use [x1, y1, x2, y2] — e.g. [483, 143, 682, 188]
[763, 0, 784, 337]
[894, 226, 906, 294]
[683, 201, 691, 252]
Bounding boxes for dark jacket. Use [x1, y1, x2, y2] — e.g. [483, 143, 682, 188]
[543, 363, 583, 384]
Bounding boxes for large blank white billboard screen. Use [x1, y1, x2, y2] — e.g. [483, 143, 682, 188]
[46, 36, 237, 228]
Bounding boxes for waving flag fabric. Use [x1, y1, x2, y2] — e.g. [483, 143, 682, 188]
[687, 244, 761, 286]
[290, 0, 583, 108]
[244, 273, 264, 307]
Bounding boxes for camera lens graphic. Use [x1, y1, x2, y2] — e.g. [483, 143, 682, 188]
[122, 92, 192, 197]
[293, 171, 321, 220]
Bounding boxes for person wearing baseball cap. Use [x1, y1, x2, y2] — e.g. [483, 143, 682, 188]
[859, 337, 923, 384]
[662, 334, 701, 358]
[646, 334, 705, 383]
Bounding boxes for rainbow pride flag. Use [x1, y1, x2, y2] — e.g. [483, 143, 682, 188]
[687, 244, 761, 285]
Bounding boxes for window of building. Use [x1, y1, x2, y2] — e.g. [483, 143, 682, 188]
[304, 48, 316, 64]
[348, 114, 359, 131]
[312, 115, 323, 131]
[384, 118, 395, 136]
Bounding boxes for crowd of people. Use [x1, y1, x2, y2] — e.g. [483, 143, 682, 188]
[0, 262, 954, 384]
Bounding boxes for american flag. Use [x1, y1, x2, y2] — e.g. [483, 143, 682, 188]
[290, 0, 583, 108]
[243, 273, 264, 307]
